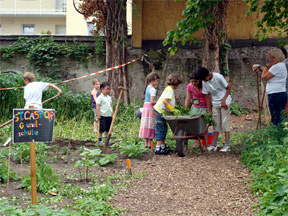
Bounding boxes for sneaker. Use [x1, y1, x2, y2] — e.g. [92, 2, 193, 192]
[161, 147, 171, 155]
[207, 145, 217, 151]
[155, 149, 162, 155]
[219, 145, 230, 152]
[96, 141, 103, 146]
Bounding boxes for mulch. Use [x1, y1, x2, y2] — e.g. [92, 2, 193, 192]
[111, 152, 257, 216]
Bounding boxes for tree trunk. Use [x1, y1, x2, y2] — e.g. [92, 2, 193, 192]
[105, 0, 130, 104]
[202, 0, 228, 74]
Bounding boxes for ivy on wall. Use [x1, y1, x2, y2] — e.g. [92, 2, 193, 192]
[0, 36, 104, 78]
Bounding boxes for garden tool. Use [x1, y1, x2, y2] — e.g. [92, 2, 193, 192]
[103, 86, 126, 153]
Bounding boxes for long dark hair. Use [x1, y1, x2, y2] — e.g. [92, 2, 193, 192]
[189, 72, 202, 89]
[143, 72, 160, 94]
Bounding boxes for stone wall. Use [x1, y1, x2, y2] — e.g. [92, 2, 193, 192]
[0, 46, 283, 110]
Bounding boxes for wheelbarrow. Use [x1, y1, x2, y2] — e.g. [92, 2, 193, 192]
[164, 115, 209, 157]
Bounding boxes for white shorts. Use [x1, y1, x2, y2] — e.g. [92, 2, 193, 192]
[212, 106, 230, 132]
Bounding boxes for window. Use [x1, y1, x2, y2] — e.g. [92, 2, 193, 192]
[23, 25, 35, 35]
[55, 25, 66, 35]
[87, 22, 94, 36]
[87, 22, 104, 36]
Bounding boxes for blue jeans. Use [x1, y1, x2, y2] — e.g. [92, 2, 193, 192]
[154, 109, 167, 141]
[268, 92, 287, 125]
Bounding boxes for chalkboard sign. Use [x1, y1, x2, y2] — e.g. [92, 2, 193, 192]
[13, 109, 55, 144]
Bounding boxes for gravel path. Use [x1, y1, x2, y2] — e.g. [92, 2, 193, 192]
[112, 152, 257, 216]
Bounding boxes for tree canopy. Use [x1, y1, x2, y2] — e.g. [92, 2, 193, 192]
[246, 0, 288, 44]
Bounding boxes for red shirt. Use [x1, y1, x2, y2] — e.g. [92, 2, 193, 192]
[187, 83, 207, 108]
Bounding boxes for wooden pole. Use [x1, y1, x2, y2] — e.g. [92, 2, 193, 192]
[256, 71, 261, 129]
[29, 105, 37, 207]
[5, 137, 12, 189]
[103, 87, 125, 152]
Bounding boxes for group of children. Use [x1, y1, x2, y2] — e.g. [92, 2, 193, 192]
[22, 69, 231, 152]
[139, 67, 232, 155]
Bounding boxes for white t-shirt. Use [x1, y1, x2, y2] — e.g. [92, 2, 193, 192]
[267, 62, 287, 94]
[96, 93, 112, 117]
[24, 82, 49, 109]
[202, 72, 232, 107]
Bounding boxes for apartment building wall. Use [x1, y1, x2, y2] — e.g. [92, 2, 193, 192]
[0, 17, 66, 35]
[0, 0, 132, 36]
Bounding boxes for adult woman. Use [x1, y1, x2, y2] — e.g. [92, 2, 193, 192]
[253, 48, 287, 125]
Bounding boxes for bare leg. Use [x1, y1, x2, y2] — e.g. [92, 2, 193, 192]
[144, 138, 149, 147]
[225, 131, 230, 144]
[94, 121, 98, 132]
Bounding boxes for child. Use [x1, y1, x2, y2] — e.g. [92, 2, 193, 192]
[91, 79, 101, 132]
[185, 72, 207, 115]
[23, 72, 62, 109]
[153, 74, 182, 155]
[96, 82, 113, 145]
[197, 67, 232, 152]
[139, 72, 160, 148]
[185, 72, 207, 148]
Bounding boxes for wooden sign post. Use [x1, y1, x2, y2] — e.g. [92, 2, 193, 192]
[12, 108, 55, 206]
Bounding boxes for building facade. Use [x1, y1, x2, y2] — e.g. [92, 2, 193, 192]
[0, 0, 132, 36]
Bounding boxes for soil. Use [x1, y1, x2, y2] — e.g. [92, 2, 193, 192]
[0, 112, 260, 215]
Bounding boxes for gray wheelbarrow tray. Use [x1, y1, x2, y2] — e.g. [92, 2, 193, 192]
[163, 115, 209, 157]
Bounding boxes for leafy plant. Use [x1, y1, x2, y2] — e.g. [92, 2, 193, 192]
[120, 141, 149, 158]
[240, 125, 288, 215]
[72, 147, 117, 181]
[230, 101, 247, 116]
[0, 159, 17, 183]
[19, 155, 59, 193]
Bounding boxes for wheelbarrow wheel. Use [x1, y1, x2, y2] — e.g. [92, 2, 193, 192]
[176, 129, 188, 157]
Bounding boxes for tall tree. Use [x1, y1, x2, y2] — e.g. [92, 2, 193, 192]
[246, 0, 288, 44]
[73, 0, 130, 104]
[163, 0, 230, 75]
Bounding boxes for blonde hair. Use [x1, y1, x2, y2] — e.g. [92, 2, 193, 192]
[92, 79, 99, 85]
[268, 48, 285, 62]
[23, 72, 35, 82]
[166, 74, 182, 86]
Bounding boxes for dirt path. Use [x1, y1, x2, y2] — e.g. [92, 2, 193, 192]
[112, 152, 257, 216]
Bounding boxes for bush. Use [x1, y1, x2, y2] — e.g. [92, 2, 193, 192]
[0, 73, 93, 122]
[240, 125, 288, 215]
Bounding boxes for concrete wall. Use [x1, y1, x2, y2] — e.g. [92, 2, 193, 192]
[1, 46, 283, 110]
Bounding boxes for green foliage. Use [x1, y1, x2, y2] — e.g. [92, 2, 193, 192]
[0, 159, 17, 183]
[163, 0, 221, 55]
[120, 141, 149, 158]
[0, 198, 71, 216]
[20, 162, 59, 193]
[72, 147, 117, 181]
[0, 73, 93, 123]
[0, 36, 104, 77]
[230, 101, 247, 116]
[246, 0, 288, 44]
[0, 46, 15, 60]
[240, 125, 288, 215]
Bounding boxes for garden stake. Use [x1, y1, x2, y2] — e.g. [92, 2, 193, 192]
[0, 94, 59, 129]
[126, 159, 132, 176]
[5, 137, 12, 189]
[255, 71, 262, 130]
[103, 87, 126, 153]
[151, 140, 154, 152]
[28, 105, 37, 207]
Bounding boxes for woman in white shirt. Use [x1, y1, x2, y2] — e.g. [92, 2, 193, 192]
[253, 48, 287, 125]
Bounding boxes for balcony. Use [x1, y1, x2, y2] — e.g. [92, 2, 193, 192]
[0, 0, 66, 17]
